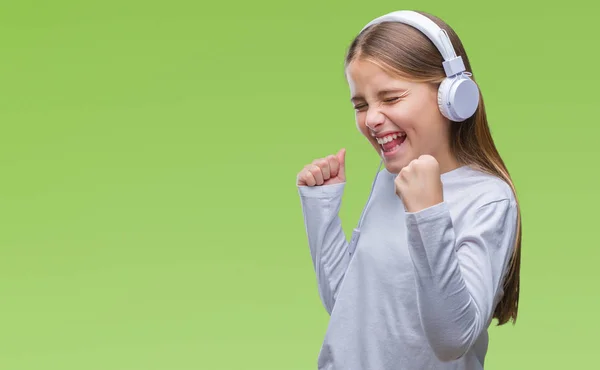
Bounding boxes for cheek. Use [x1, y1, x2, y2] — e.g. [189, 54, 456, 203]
[399, 104, 440, 144]
[406, 118, 446, 153]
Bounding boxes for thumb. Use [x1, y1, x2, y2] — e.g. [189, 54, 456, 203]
[336, 148, 346, 179]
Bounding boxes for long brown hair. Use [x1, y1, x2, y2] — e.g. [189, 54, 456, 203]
[345, 10, 522, 325]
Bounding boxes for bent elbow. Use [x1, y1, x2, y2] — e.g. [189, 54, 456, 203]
[426, 327, 476, 362]
[431, 342, 469, 362]
[424, 310, 483, 362]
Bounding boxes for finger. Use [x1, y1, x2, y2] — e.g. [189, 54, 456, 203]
[326, 155, 339, 178]
[296, 172, 305, 186]
[399, 166, 410, 179]
[302, 169, 317, 186]
[394, 176, 405, 198]
[395, 173, 405, 185]
[308, 164, 324, 185]
[336, 148, 346, 179]
[313, 158, 330, 180]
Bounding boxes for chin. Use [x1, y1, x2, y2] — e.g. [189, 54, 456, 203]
[382, 159, 405, 175]
[380, 149, 414, 175]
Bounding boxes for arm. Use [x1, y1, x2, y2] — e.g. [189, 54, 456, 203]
[298, 182, 350, 315]
[404, 198, 518, 362]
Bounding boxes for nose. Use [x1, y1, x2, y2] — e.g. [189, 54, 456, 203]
[365, 107, 385, 131]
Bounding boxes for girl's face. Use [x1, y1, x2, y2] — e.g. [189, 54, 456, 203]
[346, 59, 458, 174]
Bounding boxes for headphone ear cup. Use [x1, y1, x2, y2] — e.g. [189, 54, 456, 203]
[437, 77, 454, 121]
[437, 75, 480, 122]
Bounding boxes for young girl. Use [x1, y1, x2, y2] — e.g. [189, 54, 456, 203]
[296, 10, 522, 370]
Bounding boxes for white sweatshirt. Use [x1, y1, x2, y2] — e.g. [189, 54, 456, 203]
[297, 164, 518, 370]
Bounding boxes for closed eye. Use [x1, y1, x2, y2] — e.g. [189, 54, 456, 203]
[353, 95, 406, 111]
[384, 97, 399, 103]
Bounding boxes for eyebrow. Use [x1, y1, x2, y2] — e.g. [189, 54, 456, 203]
[350, 88, 409, 102]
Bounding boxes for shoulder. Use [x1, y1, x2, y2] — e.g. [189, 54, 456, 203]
[443, 167, 519, 248]
[443, 165, 518, 225]
[449, 165, 515, 206]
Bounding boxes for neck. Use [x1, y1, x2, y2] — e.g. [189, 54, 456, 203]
[434, 146, 461, 174]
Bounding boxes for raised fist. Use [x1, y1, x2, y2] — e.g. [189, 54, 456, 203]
[297, 148, 346, 186]
[394, 154, 444, 213]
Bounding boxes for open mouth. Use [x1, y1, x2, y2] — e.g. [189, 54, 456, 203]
[376, 132, 407, 153]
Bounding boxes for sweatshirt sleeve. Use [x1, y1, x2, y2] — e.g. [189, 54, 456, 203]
[404, 198, 518, 362]
[298, 182, 350, 315]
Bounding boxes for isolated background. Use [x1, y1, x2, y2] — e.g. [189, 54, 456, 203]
[0, 0, 597, 369]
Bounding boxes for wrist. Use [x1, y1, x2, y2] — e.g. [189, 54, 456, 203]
[297, 181, 346, 199]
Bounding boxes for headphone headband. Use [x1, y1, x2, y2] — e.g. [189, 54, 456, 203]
[360, 10, 466, 77]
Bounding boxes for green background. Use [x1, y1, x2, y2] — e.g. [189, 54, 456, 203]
[0, 0, 596, 369]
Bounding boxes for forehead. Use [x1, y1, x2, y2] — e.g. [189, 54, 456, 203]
[346, 59, 412, 96]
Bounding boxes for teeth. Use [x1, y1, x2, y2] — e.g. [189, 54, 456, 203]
[376, 132, 405, 145]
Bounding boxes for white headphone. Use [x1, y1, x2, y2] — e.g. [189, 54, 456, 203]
[360, 10, 480, 122]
